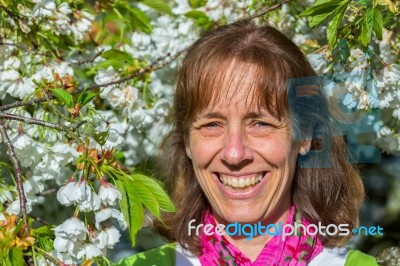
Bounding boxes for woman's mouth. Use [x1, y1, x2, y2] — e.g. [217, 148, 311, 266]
[216, 172, 266, 191]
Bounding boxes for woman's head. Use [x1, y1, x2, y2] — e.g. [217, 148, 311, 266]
[174, 20, 315, 137]
[159, 20, 364, 253]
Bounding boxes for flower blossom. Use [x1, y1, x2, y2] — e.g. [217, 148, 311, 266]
[57, 180, 101, 211]
[32, 0, 56, 18]
[53, 217, 88, 255]
[0, 186, 13, 204]
[76, 243, 102, 259]
[98, 181, 122, 206]
[54, 217, 88, 241]
[90, 226, 121, 249]
[71, 10, 95, 41]
[95, 208, 127, 230]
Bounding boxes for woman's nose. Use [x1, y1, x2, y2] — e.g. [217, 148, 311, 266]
[220, 129, 253, 166]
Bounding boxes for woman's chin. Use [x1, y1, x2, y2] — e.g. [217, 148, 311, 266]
[215, 210, 265, 225]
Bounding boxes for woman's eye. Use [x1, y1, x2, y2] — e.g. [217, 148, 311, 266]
[253, 121, 270, 127]
[195, 121, 223, 136]
[203, 122, 220, 128]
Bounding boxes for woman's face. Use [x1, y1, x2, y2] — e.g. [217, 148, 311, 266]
[186, 66, 309, 225]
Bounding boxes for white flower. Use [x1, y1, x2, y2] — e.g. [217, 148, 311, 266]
[71, 10, 95, 41]
[90, 226, 121, 249]
[129, 108, 154, 130]
[383, 64, 400, 85]
[50, 250, 74, 265]
[95, 208, 127, 230]
[0, 187, 13, 203]
[53, 217, 88, 241]
[36, 255, 56, 266]
[342, 93, 358, 110]
[51, 143, 79, 165]
[6, 199, 33, 215]
[345, 67, 367, 92]
[68, 180, 92, 204]
[79, 191, 101, 212]
[95, 66, 118, 86]
[57, 180, 100, 211]
[172, 0, 192, 14]
[5, 77, 35, 99]
[380, 91, 394, 108]
[51, 61, 74, 77]
[57, 181, 75, 206]
[76, 243, 102, 259]
[23, 177, 45, 204]
[0, 69, 19, 83]
[53, 236, 77, 253]
[377, 126, 392, 138]
[2, 56, 20, 69]
[307, 53, 327, 75]
[350, 48, 365, 60]
[393, 108, 400, 119]
[32, 0, 56, 18]
[58, 2, 71, 15]
[98, 182, 122, 206]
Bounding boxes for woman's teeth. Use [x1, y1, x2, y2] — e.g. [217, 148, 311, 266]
[219, 174, 264, 188]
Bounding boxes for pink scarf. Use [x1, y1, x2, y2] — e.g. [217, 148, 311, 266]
[199, 206, 323, 266]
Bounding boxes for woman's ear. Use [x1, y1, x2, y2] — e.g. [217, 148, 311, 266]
[185, 146, 192, 159]
[299, 139, 312, 156]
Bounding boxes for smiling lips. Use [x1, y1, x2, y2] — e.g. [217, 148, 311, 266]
[218, 173, 265, 189]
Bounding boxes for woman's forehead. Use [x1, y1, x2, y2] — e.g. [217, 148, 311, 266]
[187, 57, 289, 123]
[207, 62, 265, 102]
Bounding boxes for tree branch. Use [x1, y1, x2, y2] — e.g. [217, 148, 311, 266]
[73, 49, 105, 65]
[0, 113, 86, 145]
[248, 0, 291, 20]
[0, 42, 49, 56]
[0, 121, 29, 234]
[29, 214, 51, 226]
[35, 188, 58, 197]
[0, 50, 183, 112]
[0, 113, 84, 131]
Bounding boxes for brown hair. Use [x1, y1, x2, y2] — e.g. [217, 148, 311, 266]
[156, 20, 364, 255]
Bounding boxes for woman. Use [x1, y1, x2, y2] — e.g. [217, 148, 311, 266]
[117, 20, 378, 265]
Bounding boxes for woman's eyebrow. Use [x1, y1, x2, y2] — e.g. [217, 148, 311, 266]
[198, 112, 226, 119]
[244, 111, 270, 119]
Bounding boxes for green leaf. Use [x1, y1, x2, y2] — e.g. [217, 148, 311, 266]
[375, 0, 398, 13]
[300, 0, 343, 17]
[131, 180, 160, 218]
[132, 174, 175, 213]
[308, 12, 336, 28]
[116, 180, 144, 247]
[140, 0, 172, 15]
[185, 10, 211, 28]
[127, 7, 152, 34]
[32, 225, 54, 237]
[50, 88, 74, 108]
[36, 235, 54, 251]
[189, 0, 208, 8]
[77, 92, 97, 107]
[8, 248, 24, 266]
[372, 8, 384, 40]
[101, 49, 132, 61]
[326, 2, 348, 47]
[95, 58, 124, 70]
[93, 130, 109, 147]
[383, 11, 395, 27]
[360, 9, 374, 46]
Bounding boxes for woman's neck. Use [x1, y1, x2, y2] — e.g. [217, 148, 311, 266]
[214, 201, 292, 262]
